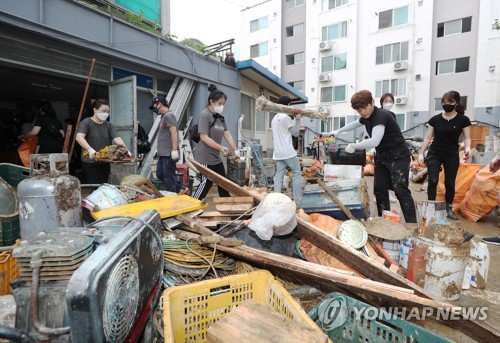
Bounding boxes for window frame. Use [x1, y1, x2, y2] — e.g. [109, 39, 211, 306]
[436, 57, 470, 75]
[321, 21, 348, 41]
[286, 23, 305, 37]
[320, 85, 347, 102]
[286, 52, 305, 65]
[437, 17, 472, 37]
[375, 41, 409, 65]
[375, 78, 407, 97]
[250, 16, 269, 33]
[250, 41, 269, 58]
[286, 0, 305, 10]
[322, 0, 348, 11]
[379, 6, 409, 30]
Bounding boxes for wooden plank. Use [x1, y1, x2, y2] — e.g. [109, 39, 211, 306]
[317, 179, 355, 220]
[213, 197, 254, 204]
[216, 203, 253, 213]
[188, 157, 500, 343]
[207, 301, 328, 343]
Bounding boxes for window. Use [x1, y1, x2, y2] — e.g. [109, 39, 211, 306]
[437, 17, 472, 37]
[250, 42, 268, 58]
[241, 94, 253, 130]
[379, 6, 409, 29]
[323, 53, 347, 71]
[286, 23, 304, 37]
[322, 0, 348, 11]
[434, 96, 468, 111]
[321, 21, 347, 41]
[375, 78, 406, 97]
[250, 16, 268, 32]
[289, 81, 304, 93]
[321, 85, 347, 102]
[286, 52, 304, 65]
[436, 57, 470, 74]
[286, 0, 304, 10]
[375, 42, 409, 64]
[333, 116, 346, 130]
[395, 113, 405, 130]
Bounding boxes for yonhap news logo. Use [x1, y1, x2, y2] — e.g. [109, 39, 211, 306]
[317, 296, 349, 331]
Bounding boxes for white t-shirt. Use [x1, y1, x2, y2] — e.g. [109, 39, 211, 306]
[271, 112, 297, 160]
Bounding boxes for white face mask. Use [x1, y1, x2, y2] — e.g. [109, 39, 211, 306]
[383, 103, 394, 111]
[97, 112, 109, 121]
[213, 105, 224, 114]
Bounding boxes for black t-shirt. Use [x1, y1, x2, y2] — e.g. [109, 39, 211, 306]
[359, 107, 408, 158]
[33, 115, 63, 153]
[428, 113, 471, 154]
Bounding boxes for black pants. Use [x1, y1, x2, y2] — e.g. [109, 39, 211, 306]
[426, 151, 459, 203]
[192, 162, 229, 200]
[374, 156, 416, 223]
[82, 162, 110, 184]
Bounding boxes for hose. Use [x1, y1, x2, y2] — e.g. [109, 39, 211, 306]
[0, 325, 37, 343]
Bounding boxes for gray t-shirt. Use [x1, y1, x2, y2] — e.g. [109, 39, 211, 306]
[194, 107, 227, 165]
[77, 117, 118, 163]
[157, 110, 178, 156]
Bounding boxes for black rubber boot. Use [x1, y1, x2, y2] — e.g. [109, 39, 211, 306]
[446, 203, 458, 220]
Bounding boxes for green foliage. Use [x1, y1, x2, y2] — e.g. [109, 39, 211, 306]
[181, 39, 207, 54]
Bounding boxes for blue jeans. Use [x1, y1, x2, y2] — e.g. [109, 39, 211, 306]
[156, 156, 178, 193]
[274, 156, 302, 205]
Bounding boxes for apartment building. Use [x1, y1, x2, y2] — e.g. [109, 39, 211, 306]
[240, 0, 500, 148]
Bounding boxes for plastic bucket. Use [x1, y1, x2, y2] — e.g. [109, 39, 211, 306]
[413, 235, 470, 301]
[82, 184, 128, 211]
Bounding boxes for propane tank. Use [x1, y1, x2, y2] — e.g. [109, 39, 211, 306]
[17, 153, 82, 240]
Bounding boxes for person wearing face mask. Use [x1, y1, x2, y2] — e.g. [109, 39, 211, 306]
[148, 95, 179, 193]
[331, 90, 417, 224]
[192, 84, 239, 200]
[418, 90, 471, 220]
[76, 98, 130, 184]
[380, 93, 397, 120]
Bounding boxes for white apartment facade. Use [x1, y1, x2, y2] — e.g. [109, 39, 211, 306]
[239, 0, 500, 150]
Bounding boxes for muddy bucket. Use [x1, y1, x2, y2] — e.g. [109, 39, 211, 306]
[413, 235, 470, 301]
[82, 184, 128, 211]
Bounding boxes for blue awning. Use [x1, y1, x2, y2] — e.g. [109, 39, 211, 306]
[236, 59, 308, 104]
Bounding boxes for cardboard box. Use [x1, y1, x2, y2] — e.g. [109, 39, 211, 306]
[324, 164, 363, 182]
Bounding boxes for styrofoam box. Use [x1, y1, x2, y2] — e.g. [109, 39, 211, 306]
[324, 164, 363, 182]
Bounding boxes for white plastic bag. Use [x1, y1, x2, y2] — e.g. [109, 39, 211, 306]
[248, 193, 297, 240]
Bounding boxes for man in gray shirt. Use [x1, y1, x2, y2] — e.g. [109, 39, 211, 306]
[149, 96, 179, 192]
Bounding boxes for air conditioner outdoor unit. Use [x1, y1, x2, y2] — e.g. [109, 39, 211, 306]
[319, 73, 331, 82]
[318, 106, 330, 114]
[393, 61, 408, 71]
[319, 41, 332, 51]
[395, 96, 408, 105]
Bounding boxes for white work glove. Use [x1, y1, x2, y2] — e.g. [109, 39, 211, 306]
[87, 147, 96, 159]
[171, 150, 179, 162]
[331, 130, 339, 137]
[233, 149, 240, 158]
[221, 146, 231, 157]
[463, 147, 471, 160]
[345, 144, 355, 154]
[418, 153, 424, 164]
[127, 150, 133, 159]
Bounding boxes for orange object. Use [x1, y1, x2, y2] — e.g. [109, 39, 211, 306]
[436, 163, 482, 212]
[17, 136, 38, 167]
[382, 210, 401, 223]
[460, 165, 500, 222]
[0, 248, 19, 295]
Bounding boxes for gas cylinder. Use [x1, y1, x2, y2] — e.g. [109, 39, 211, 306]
[17, 153, 82, 240]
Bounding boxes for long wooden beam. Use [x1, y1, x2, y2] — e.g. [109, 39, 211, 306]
[188, 157, 500, 342]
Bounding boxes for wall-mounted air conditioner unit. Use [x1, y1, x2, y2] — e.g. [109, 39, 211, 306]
[319, 73, 331, 82]
[319, 41, 332, 51]
[393, 61, 408, 71]
[318, 106, 330, 114]
[395, 96, 408, 105]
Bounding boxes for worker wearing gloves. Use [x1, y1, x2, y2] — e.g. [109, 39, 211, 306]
[149, 95, 180, 193]
[418, 90, 471, 220]
[331, 90, 416, 223]
[271, 95, 302, 207]
[76, 98, 131, 184]
[193, 84, 239, 200]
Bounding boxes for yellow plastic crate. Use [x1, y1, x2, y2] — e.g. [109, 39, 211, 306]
[0, 248, 19, 295]
[163, 270, 323, 343]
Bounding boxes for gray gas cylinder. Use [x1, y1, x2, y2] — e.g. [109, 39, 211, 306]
[17, 153, 82, 240]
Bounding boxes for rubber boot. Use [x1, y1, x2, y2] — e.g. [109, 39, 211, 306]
[446, 203, 458, 220]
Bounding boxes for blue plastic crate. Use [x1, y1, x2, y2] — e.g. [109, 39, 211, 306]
[300, 178, 369, 220]
[0, 163, 30, 187]
[309, 292, 452, 343]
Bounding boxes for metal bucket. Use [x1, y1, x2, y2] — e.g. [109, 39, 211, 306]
[82, 184, 128, 212]
[413, 234, 470, 301]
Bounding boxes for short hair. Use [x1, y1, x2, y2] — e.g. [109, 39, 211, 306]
[351, 90, 373, 110]
[380, 93, 395, 107]
[277, 95, 291, 105]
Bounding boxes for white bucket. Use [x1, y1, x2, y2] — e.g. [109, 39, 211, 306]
[399, 236, 412, 269]
[414, 235, 470, 301]
[82, 184, 128, 211]
[468, 239, 490, 289]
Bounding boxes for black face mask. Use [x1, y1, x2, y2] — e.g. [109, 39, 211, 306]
[442, 104, 456, 113]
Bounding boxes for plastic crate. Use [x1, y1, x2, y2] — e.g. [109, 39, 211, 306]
[0, 163, 30, 187]
[163, 270, 322, 343]
[309, 292, 452, 343]
[0, 247, 19, 295]
[0, 213, 20, 246]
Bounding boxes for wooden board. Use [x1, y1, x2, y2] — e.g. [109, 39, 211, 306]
[94, 158, 140, 164]
[215, 203, 253, 213]
[213, 197, 254, 204]
[91, 194, 207, 220]
[207, 301, 328, 343]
